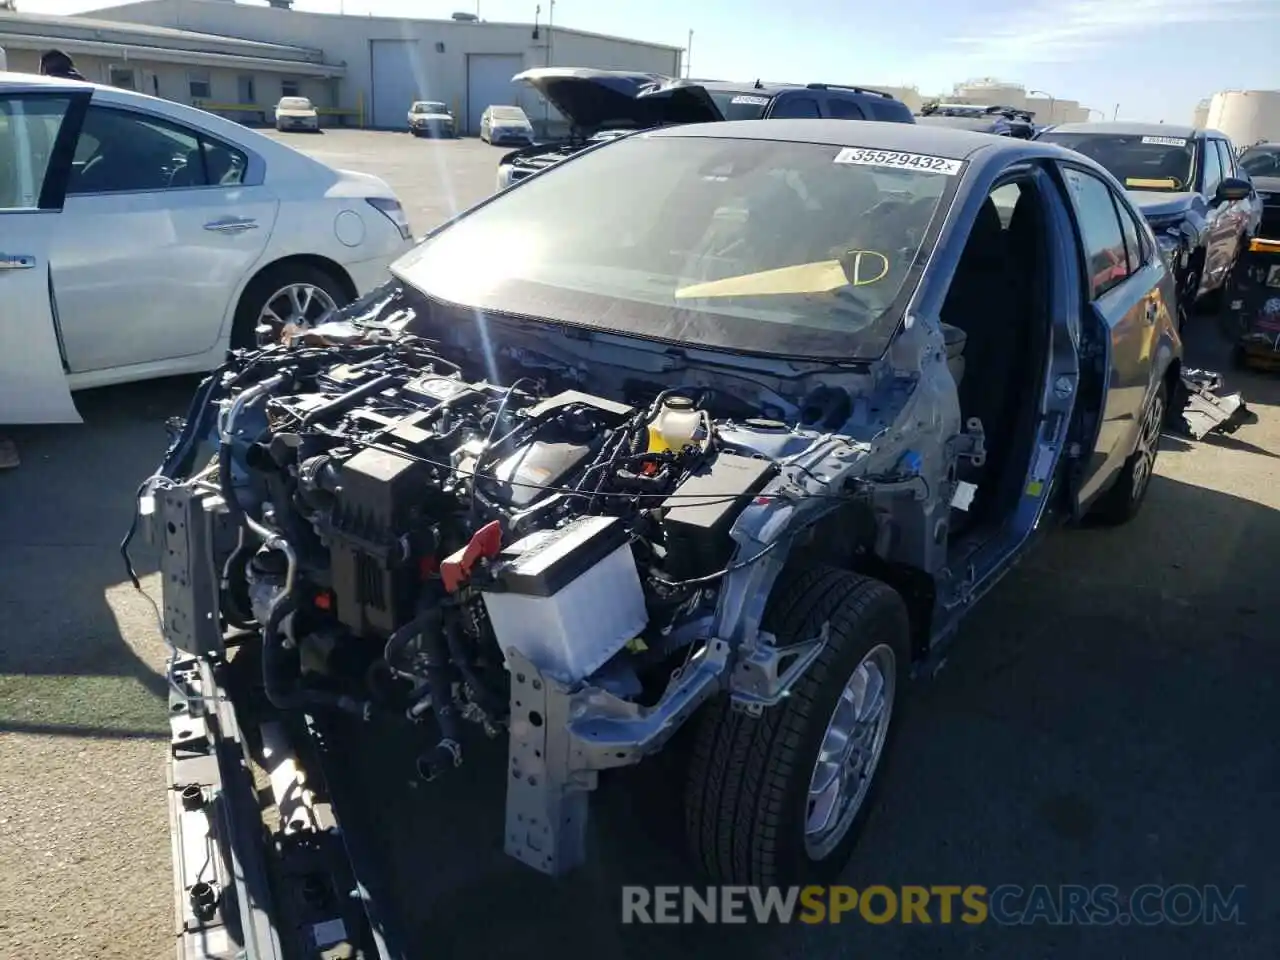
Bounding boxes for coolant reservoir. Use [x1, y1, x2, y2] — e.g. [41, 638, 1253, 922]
[647, 396, 704, 454]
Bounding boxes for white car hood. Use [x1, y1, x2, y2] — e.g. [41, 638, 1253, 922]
[277, 108, 317, 118]
[414, 112, 453, 121]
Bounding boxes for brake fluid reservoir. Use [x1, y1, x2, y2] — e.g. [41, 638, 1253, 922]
[647, 396, 704, 453]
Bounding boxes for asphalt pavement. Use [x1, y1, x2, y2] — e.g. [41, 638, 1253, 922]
[0, 129, 1277, 959]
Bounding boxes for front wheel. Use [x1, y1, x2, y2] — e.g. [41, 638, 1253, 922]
[683, 566, 910, 886]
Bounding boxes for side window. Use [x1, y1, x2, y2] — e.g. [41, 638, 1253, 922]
[1112, 193, 1148, 275]
[826, 97, 866, 120]
[1215, 140, 1237, 181]
[1060, 167, 1130, 298]
[1200, 139, 1224, 196]
[66, 106, 246, 195]
[0, 95, 72, 210]
[769, 95, 821, 119]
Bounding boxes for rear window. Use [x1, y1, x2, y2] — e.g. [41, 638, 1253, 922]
[1240, 146, 1280, 178]
[395, 134, 960, 360]
[278, 97, 313, 110]
[414, 102, 449, 114]
[866, 98, 914, 123]
[706, 91, 773, 121]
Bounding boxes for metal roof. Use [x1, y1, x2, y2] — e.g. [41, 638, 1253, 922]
[0, 9, 323, 58]
[1045, 120, 1219, 140]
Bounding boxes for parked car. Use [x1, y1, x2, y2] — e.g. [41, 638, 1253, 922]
[1224, 142, 1280, 368]
[1036, 122, 1257, 327]
[495, 68, 916, 190]
[274, 95, 320, 133]
[479, 104, 534, 145]
[915, 103, 1037, 139]
[0, 72, 415, 424]
[140, 120, 1255, 958]
[407, 100, 456, 138]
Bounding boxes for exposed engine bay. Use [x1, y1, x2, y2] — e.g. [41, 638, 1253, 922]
[140, 300, 933, 880]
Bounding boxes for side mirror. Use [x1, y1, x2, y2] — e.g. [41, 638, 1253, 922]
[1216, 177, 1252, 203]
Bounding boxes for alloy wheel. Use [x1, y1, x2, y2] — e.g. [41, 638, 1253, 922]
[804, 643, 897, 860]
[1131, 389, 1165, 502]
[257, 282, 338, 339]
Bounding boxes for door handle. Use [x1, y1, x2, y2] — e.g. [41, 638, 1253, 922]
[203, 217, 258, 235]
[0, 253, 36, 270]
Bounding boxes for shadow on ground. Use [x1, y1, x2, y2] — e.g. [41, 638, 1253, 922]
[0, 376, 197, 740]
[319, 470, 1278, 960]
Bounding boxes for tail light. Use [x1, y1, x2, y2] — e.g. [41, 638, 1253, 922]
[366, 197, 413, 240]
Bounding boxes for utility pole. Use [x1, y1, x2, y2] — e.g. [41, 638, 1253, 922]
[546, 0, 555, 67]
[686, 29, 693, 78]
[1113, 102, 1120, 120]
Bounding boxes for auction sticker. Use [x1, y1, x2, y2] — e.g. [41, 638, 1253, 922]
[834, 147, 962, 175]
[1141, 135, 1187, 147]
[730, 95, 770, 106]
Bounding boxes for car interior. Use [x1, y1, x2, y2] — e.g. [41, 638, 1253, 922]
[940, 177, 1050, 535]
[68, 108, 245, 194]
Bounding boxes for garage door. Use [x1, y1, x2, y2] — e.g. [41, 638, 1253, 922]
[466, 54, 525, 135]
[371, 39, 421, 129]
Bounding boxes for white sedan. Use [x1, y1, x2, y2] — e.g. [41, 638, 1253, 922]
[0, 73, 415, 424]
[275, 95, 320, 133]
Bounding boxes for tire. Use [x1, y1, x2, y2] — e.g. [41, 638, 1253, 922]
[683, 566, 911, 886]
[231, 261, 351, 349]
[1090, 379, 1167, 526]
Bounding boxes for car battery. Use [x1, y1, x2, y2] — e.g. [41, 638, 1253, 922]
[480, 515, 648, 684]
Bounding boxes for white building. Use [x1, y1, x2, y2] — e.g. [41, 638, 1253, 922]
[76, 0, 683, 133]
[1205, 90, 1280, 147]
[1, 8, 341, 124]
[937, 77, 1092, 124]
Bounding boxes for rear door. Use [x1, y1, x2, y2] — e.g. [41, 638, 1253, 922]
[51, 100, 277, 373]
[1057, 164, 1171, 512]
[0, 85, 87, 424]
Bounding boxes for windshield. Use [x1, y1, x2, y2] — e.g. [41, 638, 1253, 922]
[278, 97, 313, 110]
[393, 135, 956, 360]
[1038, 132, 1195, 191]
[706, 91, 771, 121]
[1239, 146, 1280, 178]
[490, 107, 528, 123]
[414, 101, 449, 114]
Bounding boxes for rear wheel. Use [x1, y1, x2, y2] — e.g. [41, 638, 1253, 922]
[683, 566, 910, 886]
[1091, 379, 1167, 526]
[231, 262, 350, 349]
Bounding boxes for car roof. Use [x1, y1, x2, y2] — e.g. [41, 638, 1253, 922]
[1, 69, 94, 91]
[1045, 120, 1220, 140]
[649, 118, 1021, 159]
[683, 79, 894, 99]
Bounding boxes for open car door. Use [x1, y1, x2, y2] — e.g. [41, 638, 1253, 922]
[0, 83, 89, 424]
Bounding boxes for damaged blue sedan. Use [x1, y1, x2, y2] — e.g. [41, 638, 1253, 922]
[141, 120, 1250, 958]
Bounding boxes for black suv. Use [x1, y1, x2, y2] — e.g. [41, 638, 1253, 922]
[495, 68, 915, 190]
[1036, 121, 1257, 325]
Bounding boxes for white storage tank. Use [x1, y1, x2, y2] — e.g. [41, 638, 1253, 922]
[1192, 98, 1210, 129]
[954, 78, 1027, 109]
[1207, 90, 1280, 147]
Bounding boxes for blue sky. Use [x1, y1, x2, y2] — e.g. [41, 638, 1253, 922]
[18, 0, 1280, 122]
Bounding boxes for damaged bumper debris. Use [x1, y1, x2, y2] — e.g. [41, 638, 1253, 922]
[1175, 368, 1258, 439]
